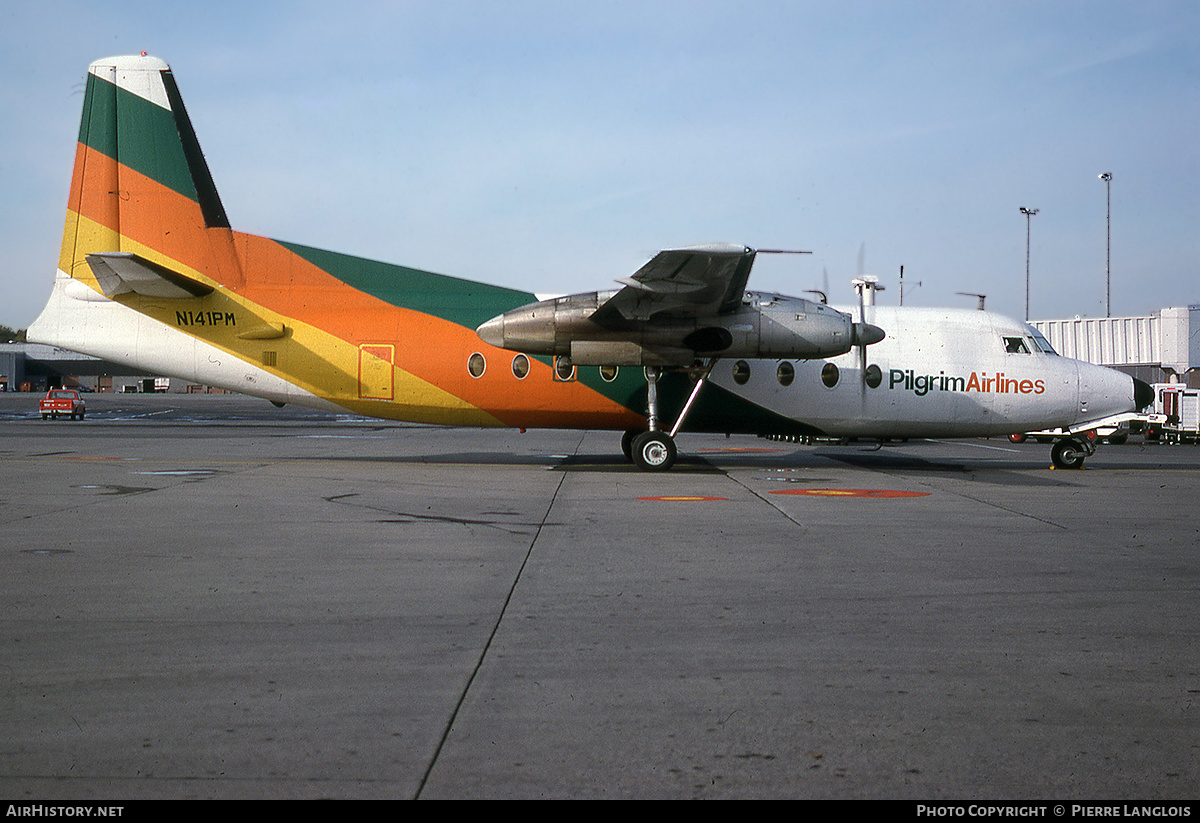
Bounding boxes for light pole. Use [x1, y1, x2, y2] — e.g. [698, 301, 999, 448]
[1099, 173, 1112, 317]
[1019, 206, 1038, 321]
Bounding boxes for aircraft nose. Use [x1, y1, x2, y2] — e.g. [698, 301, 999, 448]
[1134, 378, 1154, 411]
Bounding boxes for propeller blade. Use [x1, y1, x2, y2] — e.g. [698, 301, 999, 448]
[858, 288, 867, 405]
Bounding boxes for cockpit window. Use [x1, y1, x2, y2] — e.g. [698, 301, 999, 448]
[1003, 336, 1030, 354]
[1030, 331, 1057, 355]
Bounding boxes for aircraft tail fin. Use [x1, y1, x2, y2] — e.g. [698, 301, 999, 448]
[55, 54, 239, 297]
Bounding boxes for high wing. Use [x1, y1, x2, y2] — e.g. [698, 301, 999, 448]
[590, 244, 756, 324]
[476, 243, 869, 367]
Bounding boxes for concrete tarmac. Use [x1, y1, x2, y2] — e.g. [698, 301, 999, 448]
[0, 393, 1197, 799]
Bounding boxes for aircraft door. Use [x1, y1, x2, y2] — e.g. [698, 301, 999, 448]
[1075, 360, 1091, 419]
[359, 344, 395, 400]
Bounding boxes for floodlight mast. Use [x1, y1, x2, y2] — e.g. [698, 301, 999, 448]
[1019, 206, 1039, 321]
[1099, 173, 1112, 317]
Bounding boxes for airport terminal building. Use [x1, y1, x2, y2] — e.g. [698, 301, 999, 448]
[0, 343, 158, 393]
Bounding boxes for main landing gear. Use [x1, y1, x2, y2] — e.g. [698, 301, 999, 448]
[622, 362, 714, 472]
[627, 430, 677, 471]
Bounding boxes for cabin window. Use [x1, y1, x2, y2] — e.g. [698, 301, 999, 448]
[554, 357, 575, 381]
[511, 354, 530, 379]
[599, 365, 619, 383]
[821, 362, 840, 388]
[733, 360, 751, 385]
[776, 361, 795, 387]
[1003, 336, 1030, 354]
[468, 352, 486, 378]
[865, 364, 882, 388]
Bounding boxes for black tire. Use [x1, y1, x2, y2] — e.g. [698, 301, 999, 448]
[1051, 438, 1087, 470]
[620, 429, 643, 462]
[1009, 433, 1027, 444]
[632, 431, 677, 472]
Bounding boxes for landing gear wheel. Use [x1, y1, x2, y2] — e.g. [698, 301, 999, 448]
[1051, 438, 1087, 470]
[632, 431, 676, 472]
[1008, 433, 1027, 444]
[621, 429, 643, 462]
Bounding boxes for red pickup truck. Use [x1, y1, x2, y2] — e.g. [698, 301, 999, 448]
[39, 389, 87, 420]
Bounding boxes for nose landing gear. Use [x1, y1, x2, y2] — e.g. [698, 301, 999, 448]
[1050, 435, 1095, 470]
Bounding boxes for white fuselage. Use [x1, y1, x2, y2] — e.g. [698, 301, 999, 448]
[709, 304, 1133, 438]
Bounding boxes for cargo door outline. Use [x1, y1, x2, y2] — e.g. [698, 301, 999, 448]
[359, 344, 395, 400]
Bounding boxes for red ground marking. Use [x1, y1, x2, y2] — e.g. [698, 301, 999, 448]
[636, 495, 729, 501]
[769, 488, 930, 498]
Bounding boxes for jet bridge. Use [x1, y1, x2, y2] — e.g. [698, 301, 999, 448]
[1032, 305, 1200, 388]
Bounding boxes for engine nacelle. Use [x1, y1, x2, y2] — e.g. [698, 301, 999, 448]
[476, 291, 884, 366]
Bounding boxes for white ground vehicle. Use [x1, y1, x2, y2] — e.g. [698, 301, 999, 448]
[1156, 384, 1200, 444]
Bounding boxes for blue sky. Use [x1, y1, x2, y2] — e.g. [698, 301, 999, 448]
[2, 0, 1197, 329]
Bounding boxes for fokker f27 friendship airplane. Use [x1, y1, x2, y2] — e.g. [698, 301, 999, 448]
[29, 55, 1153, 471]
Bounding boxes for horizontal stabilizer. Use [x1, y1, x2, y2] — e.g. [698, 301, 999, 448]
[85, 252, 214, 299]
